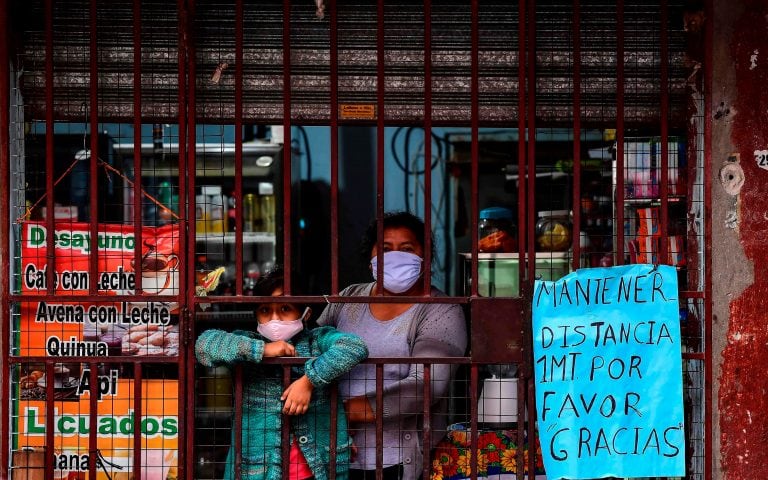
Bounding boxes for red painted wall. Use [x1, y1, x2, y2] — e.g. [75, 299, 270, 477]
[719, 1, 768, 477]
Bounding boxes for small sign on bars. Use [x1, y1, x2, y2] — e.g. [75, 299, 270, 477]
[339, 104, 376, 120]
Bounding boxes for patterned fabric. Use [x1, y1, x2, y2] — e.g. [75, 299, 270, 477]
[430, 429, 545, 480]
[195, 326, 369, 480]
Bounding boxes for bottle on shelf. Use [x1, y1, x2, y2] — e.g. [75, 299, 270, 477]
[243, 262, 261, 296]
[259, 182, 275, 234]
[243, 193, 260, 232]
[158, 180, 174, 225]
[227, 192, 237, 232]
[196, 185, 228, 234]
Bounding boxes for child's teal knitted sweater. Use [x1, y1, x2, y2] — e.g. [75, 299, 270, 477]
[195, 326, 369, 480]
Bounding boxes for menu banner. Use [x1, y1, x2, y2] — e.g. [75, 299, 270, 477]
[15, 379, 179, 479]
[14, 221, 182, 480]
[18, 222, 181, 358]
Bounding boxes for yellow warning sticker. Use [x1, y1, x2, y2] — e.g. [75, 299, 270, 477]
[339, 104, 377, 120]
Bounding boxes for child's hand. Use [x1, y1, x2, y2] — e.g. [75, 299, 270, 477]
[281, 375, 314, 415]
[263, 340, 296, 358]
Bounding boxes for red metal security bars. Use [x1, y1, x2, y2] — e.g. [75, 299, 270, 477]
[1, 2, 710, 480]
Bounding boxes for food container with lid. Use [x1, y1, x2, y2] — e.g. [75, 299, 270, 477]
[535, 210, 572, 251]
[479, 207, 517, 253]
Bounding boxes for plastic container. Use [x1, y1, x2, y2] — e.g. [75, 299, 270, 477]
[478, 207, 517, 253]
[535, 210, 572, 251]
[460, 252, 571, 297]
[196, 185, 227, 234]
[157, 181, 175, 225]
[259, 182, 275, 234]
[243, 193, 260, 232]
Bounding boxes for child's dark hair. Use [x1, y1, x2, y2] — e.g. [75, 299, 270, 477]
[253, 265, 308, 313]
[254, 265, 285, 297]
[360, 211, 434, 263]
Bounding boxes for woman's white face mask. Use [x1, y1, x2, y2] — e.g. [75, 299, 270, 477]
[370, 251, 423, 294]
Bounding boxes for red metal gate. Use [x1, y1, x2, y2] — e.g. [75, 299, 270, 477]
[1, 1, 710, 479]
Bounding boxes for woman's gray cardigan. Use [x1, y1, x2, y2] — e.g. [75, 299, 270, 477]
[316, 282, 468, 480]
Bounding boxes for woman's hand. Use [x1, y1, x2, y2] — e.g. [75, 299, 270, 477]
[281, 375, 314, 415]
[350, 436, 359, 462]
[263, 340, 296, 358]
[343, 396, 376, 423]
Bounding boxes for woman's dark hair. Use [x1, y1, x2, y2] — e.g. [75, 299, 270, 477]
[360, 211, 434, 263]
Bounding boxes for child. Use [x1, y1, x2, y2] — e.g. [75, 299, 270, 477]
[195, 266, 369, 480]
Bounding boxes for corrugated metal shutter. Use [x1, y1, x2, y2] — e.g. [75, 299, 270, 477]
[15, 0, 687, 124]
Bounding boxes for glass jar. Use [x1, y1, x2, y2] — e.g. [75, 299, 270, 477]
[535, 210, 573, 251]
[479, 207, 517, 253]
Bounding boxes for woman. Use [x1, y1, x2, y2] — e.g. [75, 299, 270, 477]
[317, 212, 468, 480]
[195, 266, 369, 480]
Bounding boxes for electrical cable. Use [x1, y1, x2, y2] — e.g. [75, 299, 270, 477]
[404, 127, 411, 211]
[296, 125, 313, 181]
[390, 126, 446, 211]
[390, 126, 443, 175]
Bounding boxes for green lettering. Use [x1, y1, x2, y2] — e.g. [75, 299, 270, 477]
[29, 226, 46, 246]
[71, 234, 85, 250]
[141, 418, 159, 436]
[58, 416, 76, 435]
[26, 408, 45, 434]
[98, 416, 118, 435]
[162, 418, 178, 436]
[60, 232, 72, 247]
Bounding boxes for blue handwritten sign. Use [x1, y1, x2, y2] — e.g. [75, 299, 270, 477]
[532, 264, 685, 479]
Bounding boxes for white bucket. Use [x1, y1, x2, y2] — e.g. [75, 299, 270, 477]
[478, 376, 520, 424]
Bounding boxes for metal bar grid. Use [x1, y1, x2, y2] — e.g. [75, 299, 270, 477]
[43, 3, 56, 477]
[374, 0, 385, 296]
[571, 0, 582, 272]
[659, 0, 670, 259]
[132, 0, 145, 296]
[422, 0, 433, 294]
[469, 0, 479, 299]
[0, 0, 8, 471]
[517, 0, 528, 289]
[615, 0, 625, 266]
[181, 0, 194, 477]
[234, 0, 245, 296]
[526, 0, 537, 284]
[133, 362, 144, 479]
[421, 364, 432, 480]
[44, 362, 54, 479]
[329, 0, 340, 295]
[0, 2, 708, 480]
[44, 0, 55, 297]
[282, 0, 293, 293]
[87, 361, 99, 478]
[88, 0, 99, 296]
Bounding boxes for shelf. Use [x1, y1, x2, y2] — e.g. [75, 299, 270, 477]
[140, 165, 272, 177]
[622, 195, 686, 206]
[112, 141, 282, 178]
[196, 232, 276, 245]
[460, 252, 570, 260]
[195, 406, 234, 421]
